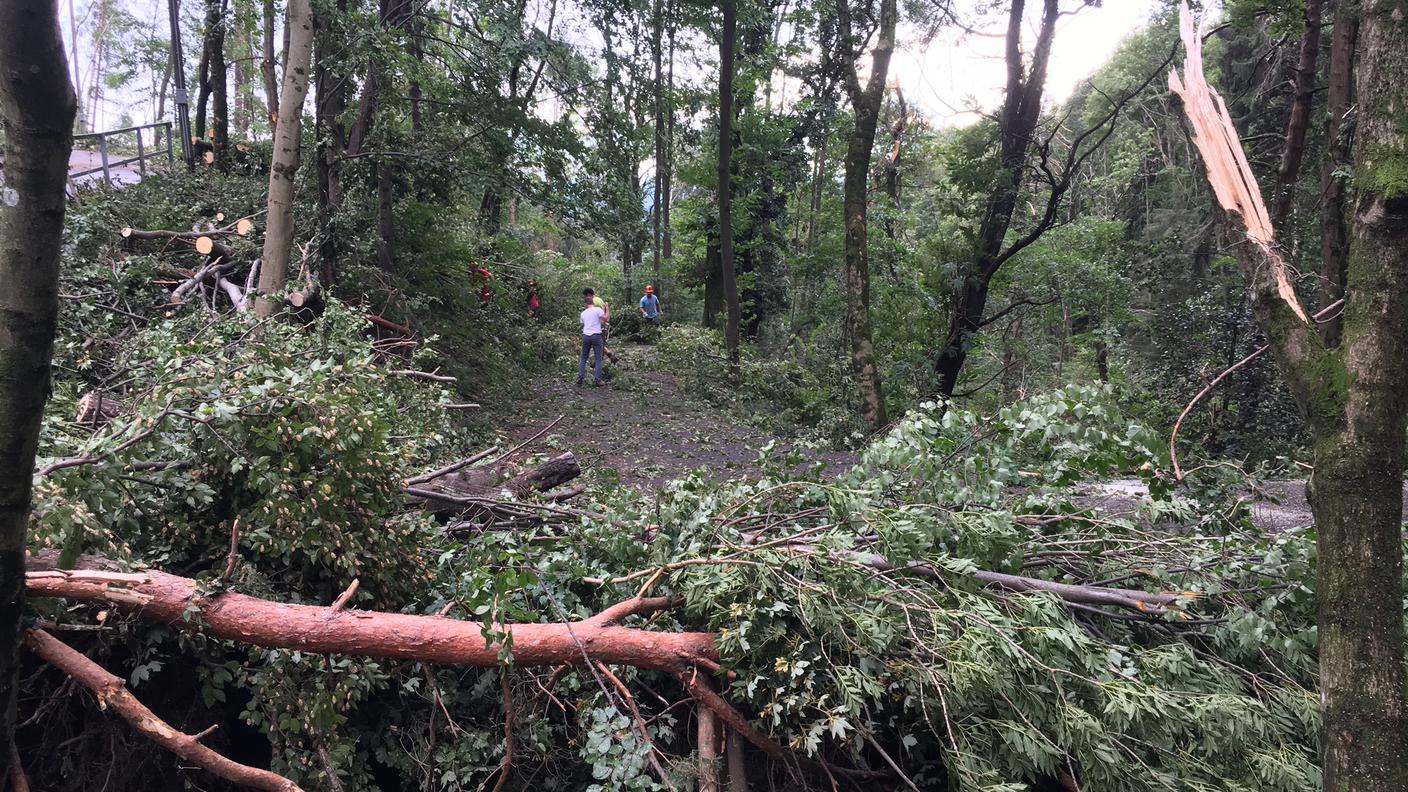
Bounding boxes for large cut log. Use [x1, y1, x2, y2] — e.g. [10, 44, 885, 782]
[75, 391, 123, 427]
[25, 554, 714, 673]
[499, 453, 581, 498]
[415, 452, 583, 516]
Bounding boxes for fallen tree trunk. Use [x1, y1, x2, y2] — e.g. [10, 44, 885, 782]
[25, 556, 883, 783]
[25, 555, 716, 673]
[23, 629, 301, 792]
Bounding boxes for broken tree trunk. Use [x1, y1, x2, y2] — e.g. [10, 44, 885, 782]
[26, 554, 885, 783]
[23, 629, 301, 791]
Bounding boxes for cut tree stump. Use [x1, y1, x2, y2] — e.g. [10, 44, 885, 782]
[75, 391, 123, 427]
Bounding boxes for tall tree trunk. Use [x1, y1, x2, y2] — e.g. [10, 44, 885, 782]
[0, 0, 77, 776]
[255, 0, 314, 317]
[934, 0, 1059, 398]
[86, 0, 112, 132]
[1319, 0, 1357, 345]
[703, 234, 722, 329]
[651, 0, 665, 284]
[837, 0, 895, 431]
[881, 85, 907, 278]
[68, 0, 84, 132]
[195, 0, 217, 141]
[233, 41, 251, 141]
[261, 0, 279, 126]
[718, 0, 740, 377]
[1271, 0, 1323, 226]
[807, 125, 826, 251]
[698, 701, 720, 792]
[314, 0, 349, 287]
[376, 163, 395, 273]
[210, 0, 229, 167]
[1172, 5, 1408, 788]
[1311, 5, 1408, 788]
[726, 729, 748, 792]
[662, 21, 675, 268]
[156, 40, 173, 125]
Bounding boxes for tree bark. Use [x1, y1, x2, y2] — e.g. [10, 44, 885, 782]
[703, 233, 722, 329]
[836, 0, 896, 431]
[662, 21, 675, 269]
[651, 0, 665, 283]
[881, 85, 908, 252]
[0, 0, 76, 778]
[313, 0, 349, 288]
[1172, 4, 1408, 788]
[698, 698, 720, 792]
[718, 0, 740, 379]
[726, 729, 748, 792]
[255, 0, 314, 317]
[211, 0, 229, 168]
[261, 0, 279, 125]
[377, 163, 395, 273]
[1271, 0, 1323, 227]
[934, 0, 1059, 398]
[1319, 0, 1358, 346]
[1310, 4, 1408, 788]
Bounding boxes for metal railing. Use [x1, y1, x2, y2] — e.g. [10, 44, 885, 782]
[70, 122, 174, 187]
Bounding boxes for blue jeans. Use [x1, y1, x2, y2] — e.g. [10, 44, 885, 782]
[578, 333, 604, 383]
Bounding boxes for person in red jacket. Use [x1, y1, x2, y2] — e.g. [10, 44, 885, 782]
[526, 280, 541, 318]
[470, 264, 494, 303]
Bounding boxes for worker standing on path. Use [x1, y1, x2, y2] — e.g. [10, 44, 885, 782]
[578, 288, 607, 386]
[638, 284, 661, 324]
[593, 291, 617, 362]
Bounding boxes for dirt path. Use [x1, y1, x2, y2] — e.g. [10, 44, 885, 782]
[504, 345, 856, 491]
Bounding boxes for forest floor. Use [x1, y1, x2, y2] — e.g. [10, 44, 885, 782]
[502, 344, 1404, 532]
[504, 343, 857, 491]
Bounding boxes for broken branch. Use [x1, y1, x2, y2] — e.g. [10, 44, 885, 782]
[23, 629, 301, 791]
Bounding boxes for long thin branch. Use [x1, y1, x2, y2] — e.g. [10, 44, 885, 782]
[976, 294, 1058, 328]
[22, 629, 301, 791]
[403, 446, 499, 486]
[1169, 298, 1344, 479]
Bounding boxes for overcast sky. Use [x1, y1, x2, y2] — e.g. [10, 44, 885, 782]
[892, 1, 1162, 125]
[64, 0, 1165, 133]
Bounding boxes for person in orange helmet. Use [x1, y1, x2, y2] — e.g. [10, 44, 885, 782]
[638, 284, 661, 324]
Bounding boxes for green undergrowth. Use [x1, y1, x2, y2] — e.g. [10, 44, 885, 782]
[656, 324, 865, 446]
[23, 306, 1341, 790]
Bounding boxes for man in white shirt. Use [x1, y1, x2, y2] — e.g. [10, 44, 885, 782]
[578, 288, 607, 386]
